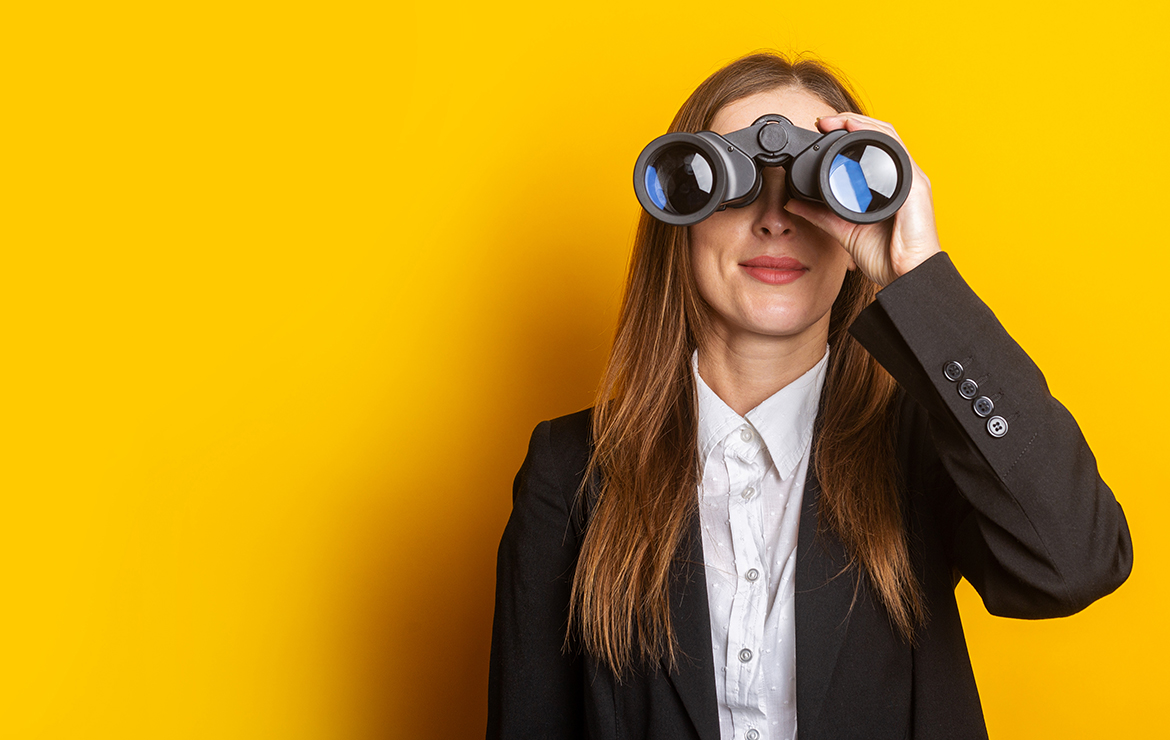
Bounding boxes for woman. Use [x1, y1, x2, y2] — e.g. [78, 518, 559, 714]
[488, 52, 1132, 740]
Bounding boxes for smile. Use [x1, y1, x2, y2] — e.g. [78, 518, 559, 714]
[739, 255, 808, 285]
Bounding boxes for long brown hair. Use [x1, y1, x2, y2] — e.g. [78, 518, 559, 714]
[569, 52, 925, 677]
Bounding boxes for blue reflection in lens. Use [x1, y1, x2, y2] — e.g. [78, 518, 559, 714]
[829, 154, 873, 213]
[646, 166, 667, 209]
[643, 145, 714, 215]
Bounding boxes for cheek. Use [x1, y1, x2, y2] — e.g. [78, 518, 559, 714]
[690, 249, 724, 311]
[689, 227, 729, 303]
[830, 242, 856, 274]
[809, 266, 850, 318]
[802, 237, 855, 293]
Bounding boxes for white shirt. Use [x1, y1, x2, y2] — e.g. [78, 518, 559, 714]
[694, 348, 829, 740]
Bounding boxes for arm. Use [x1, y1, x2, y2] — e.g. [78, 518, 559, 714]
[487, 416, 588, 739]
[788, 112, 1130, 616]
[849, 253, 1133, 617]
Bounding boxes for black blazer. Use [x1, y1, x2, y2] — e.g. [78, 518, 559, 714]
[487, 253, 1133, 740]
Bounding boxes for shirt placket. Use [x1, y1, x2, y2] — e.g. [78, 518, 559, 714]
[724, 423, 769, 739]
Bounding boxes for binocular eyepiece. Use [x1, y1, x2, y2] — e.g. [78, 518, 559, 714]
[633, 114, 912, 226]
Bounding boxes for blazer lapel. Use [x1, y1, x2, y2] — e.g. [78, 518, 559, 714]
[794, 462, 857, 739]
[664, 511, 721, 740]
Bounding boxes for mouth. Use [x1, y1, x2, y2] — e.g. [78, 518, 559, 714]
[739, 255, 808, 285]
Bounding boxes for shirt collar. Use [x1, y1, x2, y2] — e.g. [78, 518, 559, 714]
[694, 347, 830, 480]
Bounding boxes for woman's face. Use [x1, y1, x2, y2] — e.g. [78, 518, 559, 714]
[690, 87, 855, 349]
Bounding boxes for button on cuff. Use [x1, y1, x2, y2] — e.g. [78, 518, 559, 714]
[958, 378, 978, 399]
[973, 396, 994, 417]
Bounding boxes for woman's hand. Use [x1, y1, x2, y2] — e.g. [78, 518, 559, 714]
[783, 113, 941, 288]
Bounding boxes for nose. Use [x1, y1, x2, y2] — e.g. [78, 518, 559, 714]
[751, 167, 794, 238]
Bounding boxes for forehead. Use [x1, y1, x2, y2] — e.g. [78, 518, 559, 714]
[709, 87, 838, 135]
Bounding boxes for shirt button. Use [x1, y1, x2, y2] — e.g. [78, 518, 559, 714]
[738, 648, 753, 663]
[944, 360, 964, 382]
[746, 730, 760, 740]
[745, 568, 760, 582]
[740, 427, 753, 442]
[741, 486, 755, 500]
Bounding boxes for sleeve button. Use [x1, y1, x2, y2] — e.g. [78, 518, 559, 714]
[943, 361, 964, 381]
[987, 416, 1008, 438]
[973, 396, 994, 417]
[958, 378, 978, 399]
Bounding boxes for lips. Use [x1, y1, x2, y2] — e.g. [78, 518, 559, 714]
[739, 255, 807, 285]
[740, 256, 806, 270]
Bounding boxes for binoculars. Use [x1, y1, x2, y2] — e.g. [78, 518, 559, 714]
[633, 114, 912, 226]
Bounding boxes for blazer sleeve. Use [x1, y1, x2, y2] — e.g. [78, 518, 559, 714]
[487, 416, 588, 739]
[848, 252, 1133, 618]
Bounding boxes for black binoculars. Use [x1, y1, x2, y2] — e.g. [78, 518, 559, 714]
[633, 114, 912, 226]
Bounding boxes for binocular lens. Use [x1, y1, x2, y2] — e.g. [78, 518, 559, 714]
[643, 144, 715, 216]
[827, 143, 900, 214]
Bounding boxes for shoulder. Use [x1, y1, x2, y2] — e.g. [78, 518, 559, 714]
[513, 408, 594, 511]
[525, 407, 592, 476]
[545, 407, 593, 458]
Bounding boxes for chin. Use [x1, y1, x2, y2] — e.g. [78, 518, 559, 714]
[736, 317, 818, 339]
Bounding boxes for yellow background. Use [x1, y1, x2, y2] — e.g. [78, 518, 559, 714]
[3, 1, 1166, 737]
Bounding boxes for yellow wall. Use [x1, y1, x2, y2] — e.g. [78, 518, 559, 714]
[4, 1, 1166, 737]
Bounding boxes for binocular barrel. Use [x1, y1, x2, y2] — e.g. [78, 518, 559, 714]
[633, 114, 911, 226]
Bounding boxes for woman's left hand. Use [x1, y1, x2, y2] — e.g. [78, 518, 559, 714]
[783, 113, 941, 288]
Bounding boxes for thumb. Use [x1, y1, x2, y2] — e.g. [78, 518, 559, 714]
[783, 198, 854, 247]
